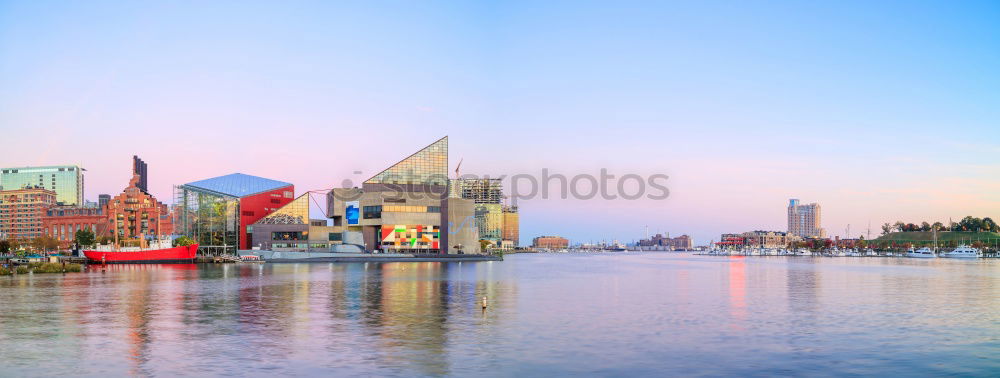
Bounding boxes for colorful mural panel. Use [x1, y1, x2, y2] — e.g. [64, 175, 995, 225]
[380, 224, 440, 250]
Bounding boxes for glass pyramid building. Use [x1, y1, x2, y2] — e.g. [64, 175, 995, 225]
[255, 194, 309, 225]
[365, 136, 448, 186]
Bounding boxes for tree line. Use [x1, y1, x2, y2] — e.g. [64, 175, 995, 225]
[880, 216, 998, 235]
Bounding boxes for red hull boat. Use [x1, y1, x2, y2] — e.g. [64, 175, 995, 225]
[84, 244, 199, 264]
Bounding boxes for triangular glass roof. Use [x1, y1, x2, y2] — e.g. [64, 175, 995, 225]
[255, 194, 309, 225]
[184, 173, 292, 197]
[365, 136, 448, 185]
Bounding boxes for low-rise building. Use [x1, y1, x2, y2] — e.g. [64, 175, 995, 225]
[43, 206, 105, 248]
[716, 230, 794, 248]
[533, 235, 569, 249]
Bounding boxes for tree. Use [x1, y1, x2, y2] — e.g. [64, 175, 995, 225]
[479, 239, 491, 251]
[932, 222, 944, 231]
[983, 217, 997, 233]
[920, 222, 931, 232]
[173, 236, 196, 247]
[893, 221, 905, 232]
[0, 240, 10, 254]
[29, 236, 60, 252]
[75, 228, 96, 248]
[881, 223, 892, 235]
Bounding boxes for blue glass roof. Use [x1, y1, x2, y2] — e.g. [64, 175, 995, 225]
[184, 173, 292, 198]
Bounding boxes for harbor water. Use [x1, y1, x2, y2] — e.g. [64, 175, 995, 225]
[0, 253, 997, 376]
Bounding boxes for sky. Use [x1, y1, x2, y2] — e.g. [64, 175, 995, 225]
[1, 0, 998, 245]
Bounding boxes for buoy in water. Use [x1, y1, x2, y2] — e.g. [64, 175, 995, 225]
[481, 296, 488, 309]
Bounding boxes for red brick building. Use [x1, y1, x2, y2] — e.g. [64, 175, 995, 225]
[105, 174, 173, 240]
[532, 235, 570, 249]
[0, 187, 56, 240]
[43, 206, 106, 248]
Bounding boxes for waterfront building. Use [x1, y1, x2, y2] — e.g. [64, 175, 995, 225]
[0, 165, 84, 206]
[248, 194, 349, 251]
[716, 231, 794, 248]
[133, 155, 148, 193]
[788, 199, 826, 238]
[174, 173, 295, 252]
[502, 206, 519, 246]
[638, 233, 693, 250]
[42, 206, 105, 248]
[105, 174, 173, 240]
[533, 235, 569, 249]
[455, 178, 507, 244]
[0, 187, 56, 240]
[327, 136, 481, 254]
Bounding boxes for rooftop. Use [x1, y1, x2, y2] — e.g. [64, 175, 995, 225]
[184, 173, 292, 198]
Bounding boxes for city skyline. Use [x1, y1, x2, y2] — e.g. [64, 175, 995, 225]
[2, 1, 998, 244]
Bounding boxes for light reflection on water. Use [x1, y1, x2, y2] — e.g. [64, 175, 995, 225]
[0, 254, 997, 376]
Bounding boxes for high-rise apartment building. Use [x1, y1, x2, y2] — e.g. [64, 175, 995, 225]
[0, 165, 84, 206]
[455, 178, 506, 243]
[0, 187, 57, 240]
[787, 199, 825, 238]
[502, 206, 519, 246]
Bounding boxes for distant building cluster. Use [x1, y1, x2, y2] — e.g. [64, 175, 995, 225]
[638, 233, 693, 250]
[0, 136, 518, 255]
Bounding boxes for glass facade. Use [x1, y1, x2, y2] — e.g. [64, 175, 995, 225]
[365, 137, 448, 185]
[256, 194, 309, 225]
[173, 185, 239, 251]
[0, 166, 84, 206]
[475, 204, 504, 242]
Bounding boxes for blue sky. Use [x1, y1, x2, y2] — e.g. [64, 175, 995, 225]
[1, 1, 998, 244]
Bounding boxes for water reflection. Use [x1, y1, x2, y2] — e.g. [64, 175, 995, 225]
[1, 255, 997, 376]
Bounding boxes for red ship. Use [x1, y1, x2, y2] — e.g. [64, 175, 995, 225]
[84, 240, 198, 264]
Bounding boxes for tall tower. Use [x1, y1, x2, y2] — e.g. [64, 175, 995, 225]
[133, 155, 148, 193]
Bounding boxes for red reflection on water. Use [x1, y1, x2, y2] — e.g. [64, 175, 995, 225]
[728, 257, 747, 330]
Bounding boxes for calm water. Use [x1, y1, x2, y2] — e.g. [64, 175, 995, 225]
[0, 253, 998, 377]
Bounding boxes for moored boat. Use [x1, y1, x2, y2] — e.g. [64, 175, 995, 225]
[942, 245, 979, 259]
[84, 239, 198, 264]
[906, 247, 936, 258]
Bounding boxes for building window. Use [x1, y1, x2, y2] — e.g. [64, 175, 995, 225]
[272, 231, 304, 241]
[328, 233, 343, 241]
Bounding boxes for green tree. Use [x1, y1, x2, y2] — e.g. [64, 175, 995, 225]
[982, 217, 997, 232]
[881, 223, 892, 235]
[479, 239, 491, 251]
[173, 236, 196, 247]
[920, 222, 931, 232]
[74, 228, 96, 248]
[932, 222, 944, 231]
[0, 239, 10, 254]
